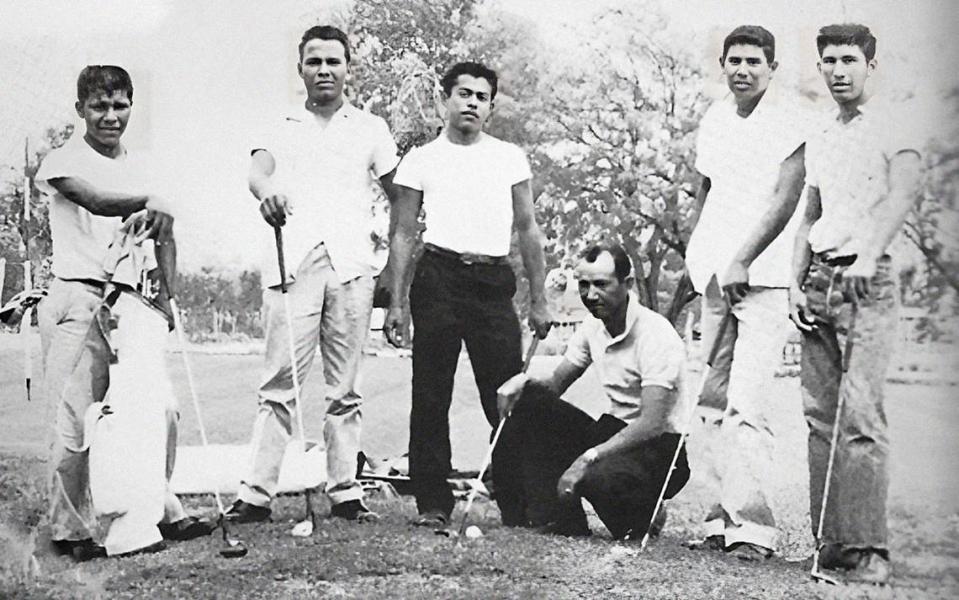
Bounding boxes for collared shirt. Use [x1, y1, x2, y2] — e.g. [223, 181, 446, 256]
[252, 102, 399, 287]
[805, 100, 921, 258]
[563, 295, 687, 432]
[688, 91, 809, 292]
[35, 135, 146, 282]
[392, 132, 531, 257]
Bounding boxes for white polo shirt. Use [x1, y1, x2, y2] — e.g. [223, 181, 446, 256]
[36, 135, 146, 282]
[688, 92, 809, 293]
[563, 295, 687, 432]
[252, 102, 399, 287]
[805, 100, 921, 259]
[392, 132, 531, 257]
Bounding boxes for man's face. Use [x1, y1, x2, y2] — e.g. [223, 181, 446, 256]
[818, 44, 874, 105]
[75, 89, 132, 150]
[445, 75, 493, 135]
[298, 38, 349, 104]
[721, 44, 776, 103]
[575, 252, 630, 321]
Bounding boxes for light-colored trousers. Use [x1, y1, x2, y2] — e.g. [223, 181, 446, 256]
[238, 244, 373, 507]
[39, 279, 186, 549]
[697, 276, 791, 550]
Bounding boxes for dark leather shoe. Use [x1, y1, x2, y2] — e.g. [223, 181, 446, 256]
[159, 516, 217, 541]
[224, 499, 271, 523]
[115, 540, 167, 558]
[817, 543, 862, 570]
[411, 510, 449, 528]
[330, 499, 380, 522]
[727, 541, 773, 561]
[52, 538, 107, 562]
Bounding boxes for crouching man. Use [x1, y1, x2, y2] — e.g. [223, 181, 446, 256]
[495, 242, 689, 539]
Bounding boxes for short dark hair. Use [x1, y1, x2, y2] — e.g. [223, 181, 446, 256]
[816, 23, 876, 61]
[76, 65, 133, 104]
[299, 25, 351, 62]
[440, 62, 498, 100]
[581, 242, 632, 282]
[722, 25, 775, 64]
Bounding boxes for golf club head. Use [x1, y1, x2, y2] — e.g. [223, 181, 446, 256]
[434, 528, 457, 538]
[811, 569, 839, 585]
[219, 538, 248, 559]
[290, 519, 314, 537]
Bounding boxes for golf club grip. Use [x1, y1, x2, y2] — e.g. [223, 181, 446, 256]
[274, 225, 287, 294]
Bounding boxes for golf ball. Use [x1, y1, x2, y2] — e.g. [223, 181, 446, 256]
[465, 525, 483, 539]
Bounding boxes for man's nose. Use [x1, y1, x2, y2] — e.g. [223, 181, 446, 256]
[102, 107, 118, 122]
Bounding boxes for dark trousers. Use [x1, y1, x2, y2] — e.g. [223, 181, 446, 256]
[409, 249, 522, 517]
[497, 383, 690, 539]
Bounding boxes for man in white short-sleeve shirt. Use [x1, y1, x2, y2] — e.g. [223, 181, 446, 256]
[685, 26, 808, 559]
[384, 61, 551, 527]
[496, 243, 689, 539]
[35, 65, 207, 560]
[789, 24, 922, 584]
[226, 25, 400, 524]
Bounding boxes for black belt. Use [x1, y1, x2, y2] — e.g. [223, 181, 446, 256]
[815, 253, 857, 267]
[60, 277, 107, 290]
[424, 243, 509, 266]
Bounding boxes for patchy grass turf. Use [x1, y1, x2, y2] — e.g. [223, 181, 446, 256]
[2, 338, 959, 598]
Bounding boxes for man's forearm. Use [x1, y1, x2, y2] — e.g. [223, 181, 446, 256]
[791, 224, 813, 288]
[517, 225, 547, 305]
[860, 153, 922, 262]
[387, 233, 416, 304]
[51, 178, 148, 218]
[733, 148, 805, 267]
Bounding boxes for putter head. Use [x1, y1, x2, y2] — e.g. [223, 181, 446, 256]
[811, 568, 839, 585]
[434, 528, 457, 538]
[216, 516, 248, 558]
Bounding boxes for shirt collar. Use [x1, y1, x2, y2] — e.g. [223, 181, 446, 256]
[287, 99, 355, 122]
[601, 293, 641, 345]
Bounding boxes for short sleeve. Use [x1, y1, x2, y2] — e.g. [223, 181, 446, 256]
[637, 313, 684, 390]
[508, 144, 532, 185]
[392, 148, 423, 191]
[562, 322, 593, 369]
[370, 117, 400, 177]
[35, 145, 75, 195]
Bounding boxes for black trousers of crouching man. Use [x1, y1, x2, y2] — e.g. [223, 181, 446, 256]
[409, 248, 523, 518]
[496, 382, 691, 539]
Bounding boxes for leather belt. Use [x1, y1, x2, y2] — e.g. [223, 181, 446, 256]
[424, 243, 509, 266]
[814, 253, 857, 267]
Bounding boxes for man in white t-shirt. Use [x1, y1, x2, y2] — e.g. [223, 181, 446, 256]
[36, 65, 208, 560]
[225, 26, 400, 524]
[384, 61, 551, 527]
[496, 243, 688, 538]
[790, 24, 922, 585]
[685, 26, 808, 560]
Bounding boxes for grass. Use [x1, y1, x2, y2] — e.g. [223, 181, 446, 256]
[1, 340, 958, 598]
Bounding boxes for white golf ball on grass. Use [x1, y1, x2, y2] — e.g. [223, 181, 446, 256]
[465, 525, 483, 539]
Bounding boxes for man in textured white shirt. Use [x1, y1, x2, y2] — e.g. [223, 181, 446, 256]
[790, 24, 921, 585]
[384, 61, 551, 528]
[685, 25, 808, 560]
[225, 25, 400, 524]
[36, 65, 207, 560]
[496, 243, 689, 538]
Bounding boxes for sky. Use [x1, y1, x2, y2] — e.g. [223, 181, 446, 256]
[1, 0, 956, 271]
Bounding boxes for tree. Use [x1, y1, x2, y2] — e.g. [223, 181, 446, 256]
[524, 1, 709, 322]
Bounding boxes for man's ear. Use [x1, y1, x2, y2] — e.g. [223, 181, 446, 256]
[75, 100, 84, 118]
[297, 61, 303, 77]
[816, 61, 823, 74]
[769, 60, 779, 72]
[718, 55, 725, 68]
[624, 275, 635, 290]
[867, 58, 877, 73]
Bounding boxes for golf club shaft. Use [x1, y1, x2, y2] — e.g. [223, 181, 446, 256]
[274, 225, 313, 521]
[458, 335, 541, 536]
[170, 298, 227, 517]
[640, 310, 733, 549]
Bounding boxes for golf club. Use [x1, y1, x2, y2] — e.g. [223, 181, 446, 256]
[169, 297, 248, 558]
[273, 226, 317, 538]
[639, 309, 733, 550]
[810, 302, 858, 585]
[450, 334, 541, 540]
